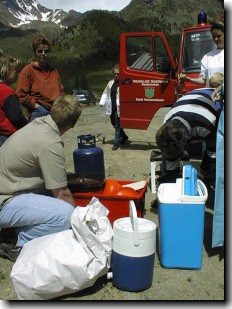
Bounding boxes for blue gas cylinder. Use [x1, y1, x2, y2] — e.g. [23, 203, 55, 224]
[73, 134, 105, 180]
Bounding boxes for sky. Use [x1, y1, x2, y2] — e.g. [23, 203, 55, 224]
[37, 0, 132, 13]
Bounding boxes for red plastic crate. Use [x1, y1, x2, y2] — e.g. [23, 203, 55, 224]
[72, 180, 148, 224]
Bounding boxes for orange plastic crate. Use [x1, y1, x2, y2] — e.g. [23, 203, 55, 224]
[72, 180, 148, 224]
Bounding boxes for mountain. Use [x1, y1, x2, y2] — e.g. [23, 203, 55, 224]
[0, 0, 223, 30]
[0, 0, 81, 27]
[0, 0, 223, 93]
[0, 0, 223, 60]
[119, 0, 223, 34]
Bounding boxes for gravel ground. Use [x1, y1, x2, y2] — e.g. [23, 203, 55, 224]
[0, 104, 224, 301]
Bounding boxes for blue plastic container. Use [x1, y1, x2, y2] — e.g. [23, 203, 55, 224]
[157, 179, 208, 269]
[73, 134, 105, 180]
[111, 252, 155, 291]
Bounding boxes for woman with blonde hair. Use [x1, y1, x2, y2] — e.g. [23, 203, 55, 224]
[0, 54, 28, 145]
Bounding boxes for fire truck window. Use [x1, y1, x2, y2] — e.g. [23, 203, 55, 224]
[126, 36, 154, 71]
[182, 30, 216, 73]
[154, 37, 171, 73]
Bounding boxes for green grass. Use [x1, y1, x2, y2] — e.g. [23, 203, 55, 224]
[52, 58, 115, 97]
[0, 270, 6, 281]
[86, 70, 112, 99]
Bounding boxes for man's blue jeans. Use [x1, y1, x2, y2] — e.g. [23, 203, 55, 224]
[30, 105, 49, 121]
[0, 135, 8, 146]
[0, 193, 74, 247]
[110, 109, 127, 145]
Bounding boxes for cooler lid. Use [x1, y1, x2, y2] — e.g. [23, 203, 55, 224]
[113, 217, 156, 240]
[158, 179, 208, 203]
[182, 164, 198, 196]
[180, 179, 208, 202]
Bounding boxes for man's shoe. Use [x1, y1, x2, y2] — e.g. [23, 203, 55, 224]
[112, 144, 119, 151]
[120, 136, 129, 144]
[0, 243, 22, 262]
[0, 228, 17, 243]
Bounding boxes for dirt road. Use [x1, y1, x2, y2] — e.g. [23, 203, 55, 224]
[0, 104, 224, 300]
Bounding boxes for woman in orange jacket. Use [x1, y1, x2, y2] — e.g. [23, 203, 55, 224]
[16, 35, 64, 121]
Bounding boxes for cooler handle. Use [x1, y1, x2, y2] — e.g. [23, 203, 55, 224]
[129, 200, 140, 246]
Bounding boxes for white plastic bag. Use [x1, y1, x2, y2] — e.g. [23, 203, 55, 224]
[10, 197, 113, 300]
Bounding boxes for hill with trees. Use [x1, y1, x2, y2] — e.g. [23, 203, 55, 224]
[0, 0, 223, 94]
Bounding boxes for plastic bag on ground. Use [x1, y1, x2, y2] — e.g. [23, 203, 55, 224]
[10, 197, 113, 300]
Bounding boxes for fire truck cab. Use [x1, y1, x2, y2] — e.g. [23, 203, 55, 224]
[119, 13, 216, 130]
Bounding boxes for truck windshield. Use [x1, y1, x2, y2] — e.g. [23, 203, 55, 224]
[182, 30, 216, 73]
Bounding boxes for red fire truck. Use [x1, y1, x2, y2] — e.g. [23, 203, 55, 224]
[119, 13, 217, 130]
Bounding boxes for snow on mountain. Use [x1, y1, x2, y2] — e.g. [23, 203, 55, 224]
[0, 0, 78, 27]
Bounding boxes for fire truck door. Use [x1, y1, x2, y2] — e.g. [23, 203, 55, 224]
[120, 32, 176, 130]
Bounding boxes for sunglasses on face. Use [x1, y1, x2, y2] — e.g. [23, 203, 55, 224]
[114, 72, 119, 76]
[36, 49, 50, 54]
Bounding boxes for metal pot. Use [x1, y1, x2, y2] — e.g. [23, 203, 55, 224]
[67, 173, 105, 193]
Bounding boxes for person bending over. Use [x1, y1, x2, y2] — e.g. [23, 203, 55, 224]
[155, 87, 221, 183]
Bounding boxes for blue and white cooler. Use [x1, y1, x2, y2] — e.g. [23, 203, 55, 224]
[157, 164, 208, 269]
[109, 201, 157, 291]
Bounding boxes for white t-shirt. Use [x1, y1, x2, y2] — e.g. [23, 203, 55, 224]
[200, 49, 224, 86]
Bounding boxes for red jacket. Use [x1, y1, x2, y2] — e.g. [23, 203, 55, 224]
[0, 82, 28, 136]
[16, 62, 64, 112]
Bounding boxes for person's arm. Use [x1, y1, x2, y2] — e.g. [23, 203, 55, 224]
[99, 82, 110, 106]
[99, 92, 107, 106]
[51, 187, 76, 207]
[178, 73, 206, 85]
[178, 54, 207, 86]
[39, 137, 76, 207]
[54, 68, 64, 95]
[16, 66, 36, 112]
[3, 94, 28, 129]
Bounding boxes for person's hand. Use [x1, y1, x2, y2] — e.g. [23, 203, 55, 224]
[211, 84, 222, 102]
[35, 103, 40, 108]
[177, 73, 186, 93]
[178, 73, 187, 81]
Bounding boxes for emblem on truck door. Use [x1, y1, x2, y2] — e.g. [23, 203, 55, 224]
[145, 88, 155, 98]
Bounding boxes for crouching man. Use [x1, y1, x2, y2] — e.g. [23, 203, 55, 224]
[0, 95, 82, 262]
